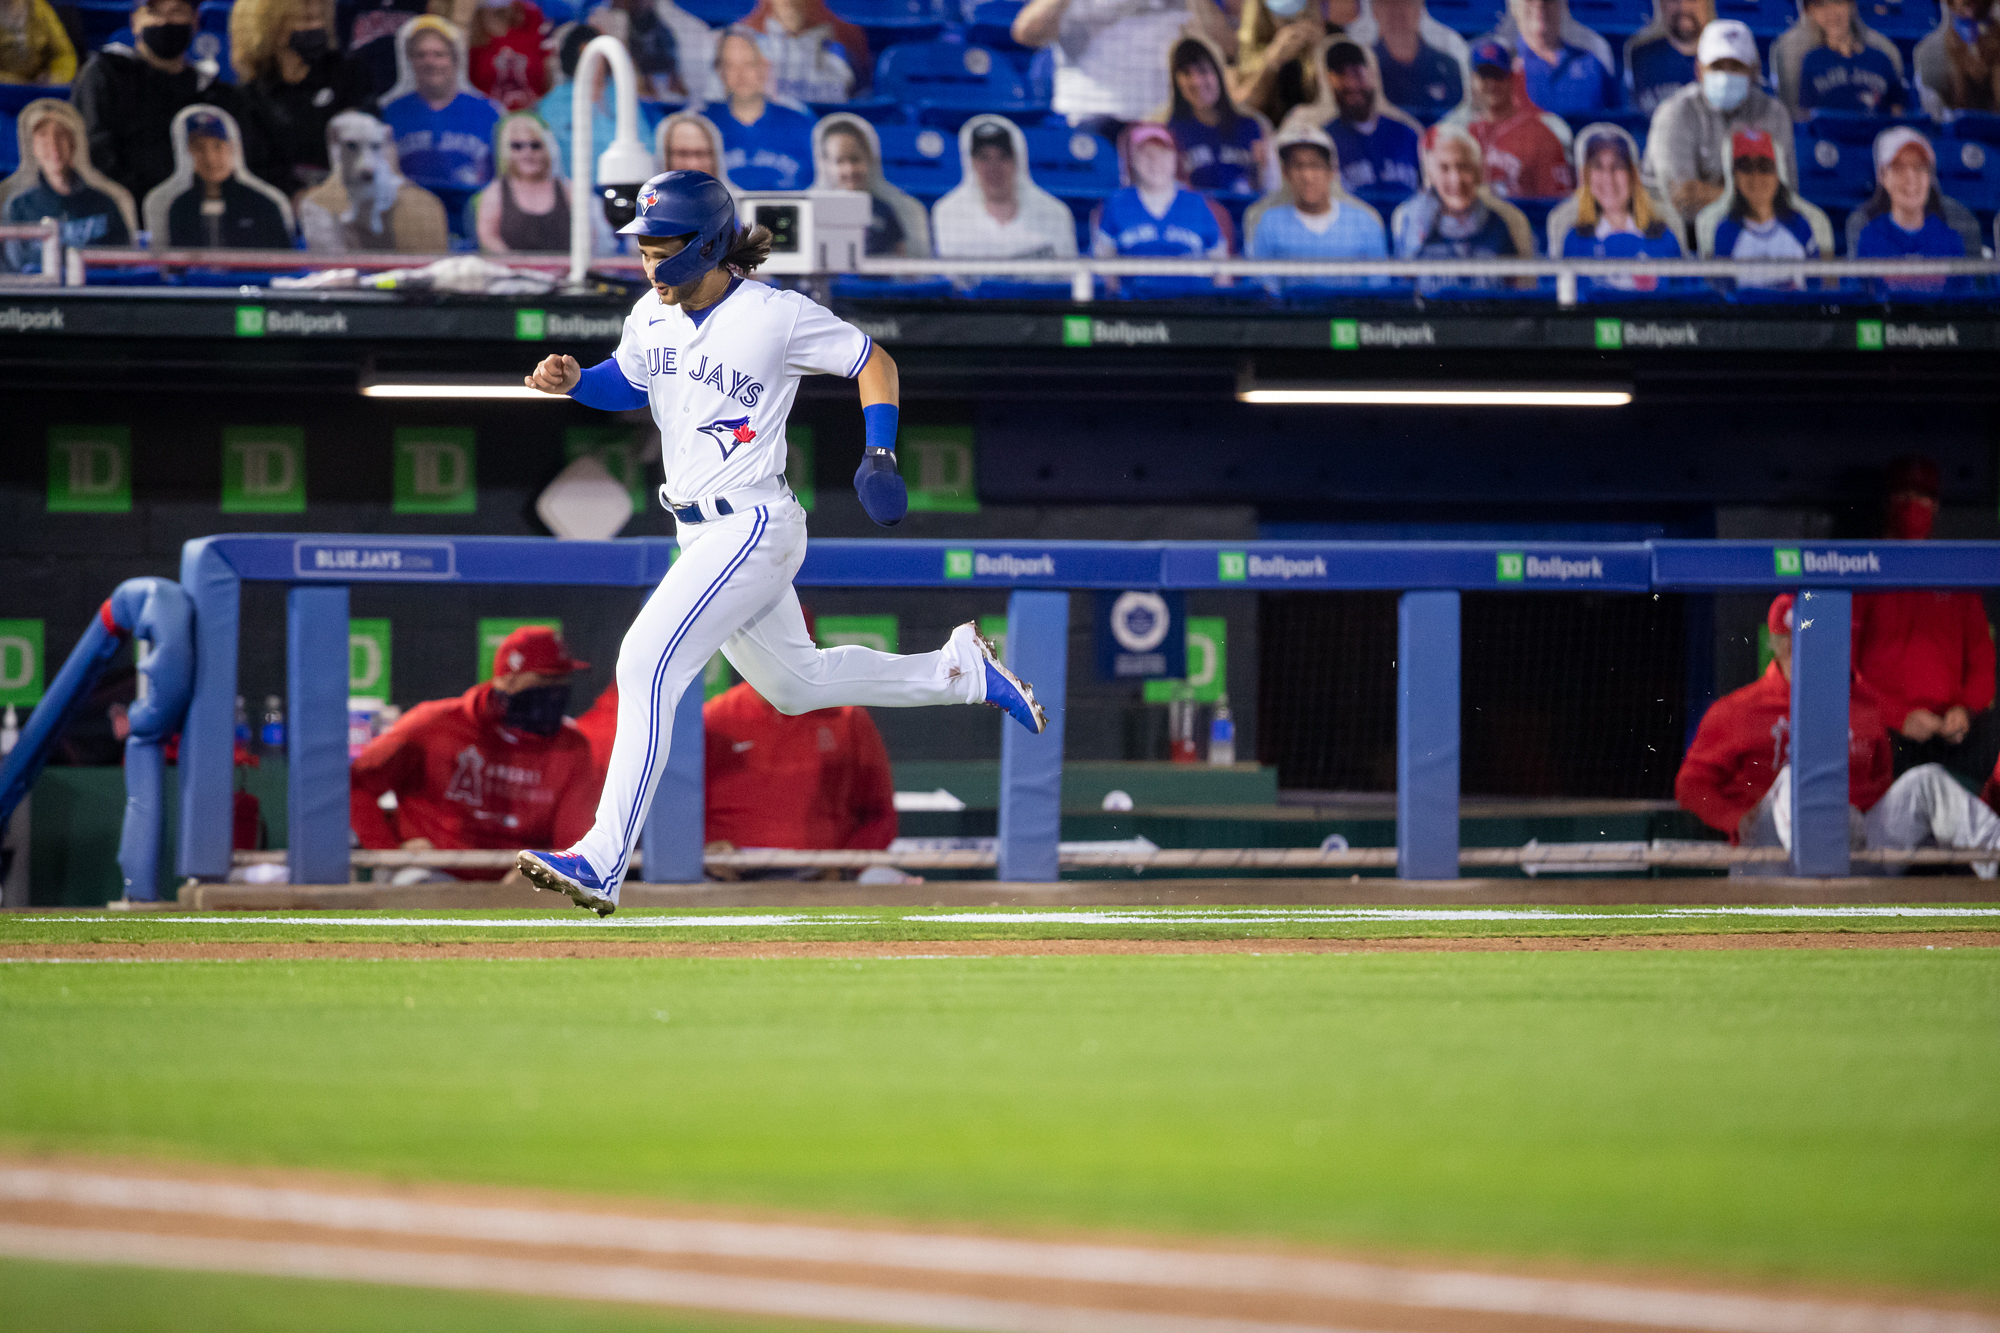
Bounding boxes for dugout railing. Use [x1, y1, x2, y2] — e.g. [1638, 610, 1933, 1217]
[167, 535, 2000, 891]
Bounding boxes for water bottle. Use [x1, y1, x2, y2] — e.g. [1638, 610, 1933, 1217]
[233, 695, 250, 747]
[1208, 694, 1235, 766]
[260, 694, 286, 755]
[1167, 683, 1199, 763]
[0, 704, 17, 756]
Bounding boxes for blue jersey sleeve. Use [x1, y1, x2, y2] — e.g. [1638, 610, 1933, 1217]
[571, 358, 650, 411]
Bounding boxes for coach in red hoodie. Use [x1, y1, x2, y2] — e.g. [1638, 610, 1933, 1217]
[351, 625, 601, 880]
[1853, 456, 1997, 787]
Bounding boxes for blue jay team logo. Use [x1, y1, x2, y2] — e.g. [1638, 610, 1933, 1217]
[698, 415, 758, 459]
[637, 184, 660, 212]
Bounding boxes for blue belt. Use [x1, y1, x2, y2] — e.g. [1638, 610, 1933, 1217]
[668, 496, 733, 525]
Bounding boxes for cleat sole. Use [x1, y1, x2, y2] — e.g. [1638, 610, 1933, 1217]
[515, 851, 616, 917]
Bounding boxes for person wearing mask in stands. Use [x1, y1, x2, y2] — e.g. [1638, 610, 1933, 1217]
[74, 0, 242, 205]
[1093, 121, 1233, 295]
[1229, 0, 1353, 125]
[740, 0, 868, 102]
[1643, 18, 1793, 221]
[1505, 0, 1616, 114]
[1390, 121, 1535, 272]
[0, 0, 77, 84]
[1548, 121, 1680, 287]
[1697, 127, 1828, 286]
[708, 27, 816, 190]
[232, 0, 377, 196]
[154, 106, 295, 246]
[1161, 35, 1274, 198]
[378, 16, 503, 216]
[1011, 0, 1188, 131]
[1855, 458, 1999, 787]
[1678, 594, 2000, 876]
[427, 0, 552, 113]
[1368, 0, 1464, 118]
[931, 113, 1079, 259]
[2, 100, 135, 272]
[1299, 37, 1421, 206]
[1458, 37, 1573, 199]
[474, 110, 576, 251]
[1773, 0, 1906, 117]
[814, 112, 931, 255]
[1624, 0, 1709, 116]
[352, 625, 601, 883]
[1848, 126, 1981, 280]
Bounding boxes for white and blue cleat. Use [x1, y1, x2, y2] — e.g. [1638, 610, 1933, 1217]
[953, 621, 1047, 734]
[516, 849, 617, 916]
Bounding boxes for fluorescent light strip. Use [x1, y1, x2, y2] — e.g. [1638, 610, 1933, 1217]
[1239, 388, 1631, 407]
[360, 383, 557, 400]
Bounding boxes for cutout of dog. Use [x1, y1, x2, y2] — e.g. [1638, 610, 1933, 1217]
[299, 111, 449, 253]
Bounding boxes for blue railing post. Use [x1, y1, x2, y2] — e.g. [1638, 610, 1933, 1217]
[1788, 588, 1852, 877]
[177, 538, 240, 881]
[287, 585, 351, 885]
[997, 589, 1068, 882]
[639, 693, 705, 882]
[1397, 590, 1461, 880]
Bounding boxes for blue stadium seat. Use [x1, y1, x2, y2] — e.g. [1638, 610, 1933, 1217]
[1425, 0, 1506, 35]
[1943, 111, 2000, 146]
[1857, 0, 1938, 42]
[966, 0, 1030, 57]
[832, 274, 957, 300]
[195, 0, 234, 83]
[1510, 196, 1561, 250]
[1565, 0, 1653, 37]
[834, 0, 946, 50]
[76, 0, 133, 50]
[680, 0, 754, 25]
[1796, 126, 1881, 210]
[1805, 109, 1929, 142]
[1022, 126, 1118, 199]
[962, 278, 1078, 299]
[1712, 0, 1792, 38]
[0, 112, 16, 174]
[875, 38, 1039, 125]
[875, 122, 963, 199]
[0, 84, 61, 114]
[1935, 133, 2000, 217]
[807, 97, 906, 124]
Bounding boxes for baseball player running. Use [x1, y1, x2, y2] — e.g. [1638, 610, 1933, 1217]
[516, 170, 1045, 915]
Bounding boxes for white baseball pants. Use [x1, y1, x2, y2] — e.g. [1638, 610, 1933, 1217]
[1739, 762, 2000, 878]
[567, 497, 982, 896]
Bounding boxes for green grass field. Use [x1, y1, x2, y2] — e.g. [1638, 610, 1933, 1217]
[4, 934, 1997, 1298]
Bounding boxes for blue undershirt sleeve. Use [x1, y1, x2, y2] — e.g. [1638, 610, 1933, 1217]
[570, 358, 650, 412]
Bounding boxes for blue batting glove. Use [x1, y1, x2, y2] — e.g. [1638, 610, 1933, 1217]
[854, 449, 907, 527]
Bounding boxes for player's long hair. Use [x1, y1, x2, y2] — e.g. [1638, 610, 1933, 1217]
[723, 223, 773, 275]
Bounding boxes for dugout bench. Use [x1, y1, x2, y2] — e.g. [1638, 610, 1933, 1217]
[170, 535, 2000, 892]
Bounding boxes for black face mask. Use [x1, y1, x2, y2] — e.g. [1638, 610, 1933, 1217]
[498, 683, 571, 736]
[141, 22, 194, 59]
[287, 27, 331, 61]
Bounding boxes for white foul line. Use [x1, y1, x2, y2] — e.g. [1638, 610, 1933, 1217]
[1, 1170, 1991, 1333]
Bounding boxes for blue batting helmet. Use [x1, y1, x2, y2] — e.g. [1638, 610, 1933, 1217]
[620, 170, 738, 286]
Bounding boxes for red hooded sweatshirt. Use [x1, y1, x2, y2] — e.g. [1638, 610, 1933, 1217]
[1851, 590, 1995, 729]
[350, 682, 600, 877]
[703, 682, 895, 850]
[1675, 663, 1893, 839]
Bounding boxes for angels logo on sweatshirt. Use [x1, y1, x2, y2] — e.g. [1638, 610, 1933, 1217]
[446, 745, 485, 807]
[698, 415, 757, 460]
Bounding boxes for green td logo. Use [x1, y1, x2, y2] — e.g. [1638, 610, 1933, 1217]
[1496, 552, 1525, 582]
[515, 309, 546, 340]
[1774, 548, 1802, 576]
[1594, 319, 1622, 350]
[1061, 316, 1092, 347]
[1330, 319, 1359, 350]
[944, 549, 974, 579]
[235, 306, 266, 337]
[1855, 320, 1885, 350]
[1218, 551, 1247, 582]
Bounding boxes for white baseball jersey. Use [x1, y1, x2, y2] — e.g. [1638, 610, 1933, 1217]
[610, 278, 873, 503]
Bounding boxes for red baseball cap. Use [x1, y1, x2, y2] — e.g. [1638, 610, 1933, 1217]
[1731, 129, 1776, 163]
[1767, 594, 1794, 639]
[493, 625, 588, 678]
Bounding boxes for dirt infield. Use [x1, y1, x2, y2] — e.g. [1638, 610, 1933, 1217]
[6, 931, 1997, 962]
[2, 1154, 1994, 1333]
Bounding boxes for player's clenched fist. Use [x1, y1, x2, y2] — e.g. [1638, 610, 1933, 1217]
[525, 354, 581, 394]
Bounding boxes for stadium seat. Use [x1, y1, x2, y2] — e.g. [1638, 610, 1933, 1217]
[831, 274, 956, 300]
[876, 123, 963, 199]
[1712, 0, 1792, 38]
[833, 0, 947, 51]
[1510, 196, 1561, 250]
[1564, 0, 1652, 37]
[962, 278, 1079, 299]
[1424, 0, 1507, 35]
[1856, 0, 1938, 42]
[1796, 127, 1880, 211]
[1943, 111, 2000, 146]
[875, 38, 1039, 125]
[679, 0, 754, 25]
[807, 97, 906, 124]
[195, 0, 235, 83]
[1022, 127, 1118, 199]
[76, 0, 133, 50]
[1934, 134, 2000, 218]
[966, 0, 1031, 58]
[0, 112, 15, 174]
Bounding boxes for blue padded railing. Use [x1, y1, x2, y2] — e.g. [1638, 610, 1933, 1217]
[174, 534, 2000, 887]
